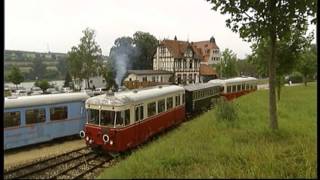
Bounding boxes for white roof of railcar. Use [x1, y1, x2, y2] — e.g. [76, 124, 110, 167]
[208, 77, 257, 85]
[5, 92, 91, 109]
[86, 85, 185, 107]
[183, 82, 223, 91]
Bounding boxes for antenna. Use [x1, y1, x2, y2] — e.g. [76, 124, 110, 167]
[187, 33, 189, 42]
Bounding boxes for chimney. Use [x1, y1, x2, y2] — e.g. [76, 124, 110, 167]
[174, 35, 177, 41]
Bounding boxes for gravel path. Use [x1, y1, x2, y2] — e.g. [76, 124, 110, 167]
[4, 139, 86, 170]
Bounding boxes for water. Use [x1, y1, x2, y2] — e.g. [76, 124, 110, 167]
[5, 80, 65, 90]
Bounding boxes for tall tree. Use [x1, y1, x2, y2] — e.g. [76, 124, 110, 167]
[63, 71, 73, 88]
[207, 0, 316, 129]
[35, 80, 50, 93]
[218, 48, 238, 78]
[132, 31, 158, 69]
[97, 61, 116, 90]
[109, 36, 135, 87]
[67, 28, 102, 90]
[8, 66, 24, 88]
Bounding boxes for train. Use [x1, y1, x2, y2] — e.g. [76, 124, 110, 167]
[4, 92, 91, 150]
[81, 76, 258, 153]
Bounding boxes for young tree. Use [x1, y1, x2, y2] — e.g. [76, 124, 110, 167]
[30, 57, 47, 80]
[297, 44, 317, 86]
[63, 71, 73, 88]
[207, 0, 316, 129]
[97, 61, 116, 90]
[67, 28, 102, 89]
[35, 80, 50, 93]
[8, 66, 24, 88]
[218, 48, 238, 78]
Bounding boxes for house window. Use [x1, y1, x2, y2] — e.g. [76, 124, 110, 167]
[152, 76, 155, 82]
[26, 108, 46, 124]
[143, 77, 147, 82]
[50, 106, 68, 121]
[90, 80, 93, 84]
[4, 111, 20, 128]
[189, 61, 192, 69]
[102, 80, 106, 83]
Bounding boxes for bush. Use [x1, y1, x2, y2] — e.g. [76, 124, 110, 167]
[214, 98, 238, 122]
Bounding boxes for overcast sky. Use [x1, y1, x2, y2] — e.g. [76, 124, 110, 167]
[5, 0, 316, 59]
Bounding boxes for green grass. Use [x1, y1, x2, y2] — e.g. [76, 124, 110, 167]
[98, 83, 317, 179]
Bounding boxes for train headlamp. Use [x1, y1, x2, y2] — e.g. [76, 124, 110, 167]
[79, 131, 85, 138]
[110, 140, 113, 145]
[102, 134, 110, 143]
[86, 136, 89, 141]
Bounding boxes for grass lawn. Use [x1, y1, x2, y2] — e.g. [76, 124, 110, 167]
[98, 82, 317, 179]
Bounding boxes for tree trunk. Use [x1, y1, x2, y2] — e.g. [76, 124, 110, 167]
[87, 78, 90, 89]
[277, 78, 281, 102]
[269, 35, 278, 130]
[303, 75, 307, 86]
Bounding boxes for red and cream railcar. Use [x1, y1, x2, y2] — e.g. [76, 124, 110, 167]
[80, 85, 185, 153]
[209, 77, 258, 101]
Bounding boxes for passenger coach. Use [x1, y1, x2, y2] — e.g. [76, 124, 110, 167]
[81, 85, 185, 153]
[209, 77, 257, 100]
[183, 82, 223, 114]
[4, 92, 91, 150]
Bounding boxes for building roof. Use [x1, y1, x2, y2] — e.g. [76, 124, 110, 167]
[86, 85, 185, 107]
[127, 70, 173, 75]
[5, 92, 91, 109]
[200, 64, 217, 76]
[160, 40, 203, 60]
[193, 41, 219, 63]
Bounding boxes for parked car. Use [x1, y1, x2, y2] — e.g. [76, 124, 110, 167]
[46, 88, 60, 94]
[61, 87, 73, 93]
[12, 89, 28, 96]
[30, 87, 43, 95]
[93, 87, 107, 95]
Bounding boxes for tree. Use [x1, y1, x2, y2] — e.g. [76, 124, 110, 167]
[30, 57, 47, 80]
[250, 23, 313, 101]
[64, 71, 73, 88]
[98, 61, 116, 90]
[67, 28, 102, 89]
[67, 47, 83, 90]
[297, 44, 317, 86]
[218, 49, 238, 78]
[35, 80, 50, 93]
[109, 36, 135, 87]
[207, 0, 316, 129]
[56, 59, 68, 79]
[132, 31, 158, 69]
[8, 66, 24, 88]
[236, 57, 259, 77]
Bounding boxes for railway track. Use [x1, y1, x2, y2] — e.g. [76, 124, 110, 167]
[4, 147, 112, 179]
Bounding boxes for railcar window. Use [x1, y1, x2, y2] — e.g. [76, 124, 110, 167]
[50, 106, 68, 121]
[148, 102, 156, 117]
[167, 97, 173, 110]
[175, 95, 181, 106]
[26, 108, 46, 124]
[232, 85, 237, 92]
[158, 99, 166, 113]
[125, 109, 130, 125]
[135, 106, 144, 121]
[255, 85, 257, 89]
[237, 85, 241, 91]
[242, 84, 245, 90]
[100, 110, 115, 126]
[88, 109, 99, 124]
[182, 94, 185, 104]
[246, 84, 249, 90]
[4, 111, 20, 128]
[227, 86, 231, 93]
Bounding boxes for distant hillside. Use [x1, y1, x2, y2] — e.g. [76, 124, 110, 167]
[4, 50, 109, 81]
